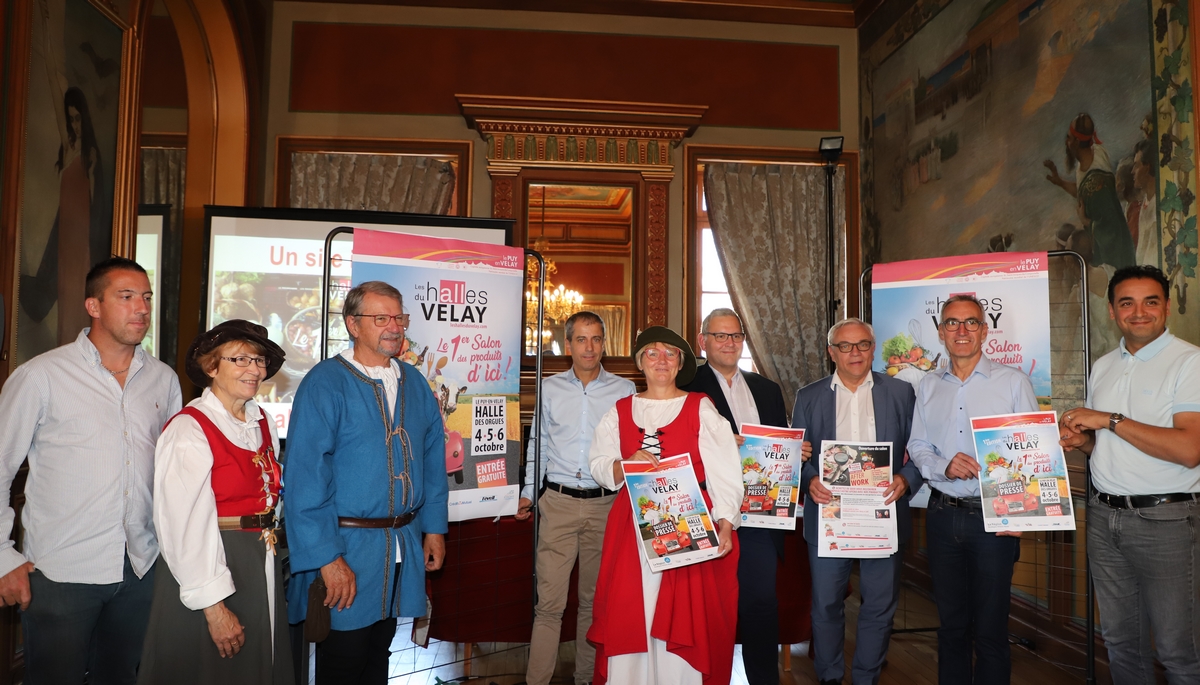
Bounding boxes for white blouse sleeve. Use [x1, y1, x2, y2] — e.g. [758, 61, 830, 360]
[697, 397, 746, 529]
[153, 416, 235, 610]
[588, 406, 624, 491]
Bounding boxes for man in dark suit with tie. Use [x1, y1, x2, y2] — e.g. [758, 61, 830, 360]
[792, 318, 921, 685]
[681, 308, 788, 685]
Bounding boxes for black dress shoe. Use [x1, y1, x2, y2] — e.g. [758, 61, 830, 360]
[819, 680, 842, 685]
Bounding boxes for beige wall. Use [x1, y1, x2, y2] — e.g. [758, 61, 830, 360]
[265, 2, 859, 330]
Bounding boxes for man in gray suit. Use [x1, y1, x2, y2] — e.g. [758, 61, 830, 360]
[792, 318, 921, 685]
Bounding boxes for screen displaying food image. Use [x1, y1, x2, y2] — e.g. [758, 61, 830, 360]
[205, 210, 508, 438]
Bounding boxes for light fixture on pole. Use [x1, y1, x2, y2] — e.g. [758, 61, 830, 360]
[816, 136, 844, 335]
[819, 136, 844, 348]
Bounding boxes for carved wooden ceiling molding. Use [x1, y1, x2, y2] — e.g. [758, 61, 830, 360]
[457, 95, 707, 181]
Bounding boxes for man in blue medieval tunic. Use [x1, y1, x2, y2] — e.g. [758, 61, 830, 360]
[285, 280, 448, 685]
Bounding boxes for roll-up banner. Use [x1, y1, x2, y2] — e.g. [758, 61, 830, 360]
[871, 252, 1053, 409]
[352, 229, 525, 522]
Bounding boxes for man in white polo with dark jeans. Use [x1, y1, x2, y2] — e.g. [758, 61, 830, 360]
[1060, 264, 1200, 683]
[517, 311, 634, 685]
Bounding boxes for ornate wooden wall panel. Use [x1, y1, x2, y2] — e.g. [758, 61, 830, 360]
[461, 96, 702, 339]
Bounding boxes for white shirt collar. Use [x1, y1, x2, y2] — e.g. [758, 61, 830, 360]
[830, 371, 875, 393]
[339, 347, 398, 380]
[197, 386, 264, 425]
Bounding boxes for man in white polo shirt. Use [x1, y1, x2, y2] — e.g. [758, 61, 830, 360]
[1060, 265, 1200, 684]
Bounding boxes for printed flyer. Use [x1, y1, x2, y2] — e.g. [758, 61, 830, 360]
[622, 453, 722, 573]
[971, 412, 1076, 532]
[738, 424, 805, 530]
[871, 252, 1052, 405]
[817, 441, 899, 559]
[352, 229, 525, 521]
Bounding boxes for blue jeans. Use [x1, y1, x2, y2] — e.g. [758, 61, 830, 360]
[926, 497, 1020, 685]
[21, 554, 155, 685]
[808, 545, 902, 685]
[1089, 496, 1200, 684]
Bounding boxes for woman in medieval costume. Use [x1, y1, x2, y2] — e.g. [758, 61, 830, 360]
[586, 326, 744, 685]
[138, 320, 293, 684]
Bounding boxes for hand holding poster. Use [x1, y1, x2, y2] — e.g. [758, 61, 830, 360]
[817, 441, 899, 558]
[352, 228, 525, 521]
[738, 424, 805, 530]
[971, 412, 1076, 532]
[622, 454, 723, 572]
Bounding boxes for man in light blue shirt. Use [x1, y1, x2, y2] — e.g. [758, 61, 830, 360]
[0, 258, 181, 685]
[517, 311, 634, 685]
[908, 294, 1037, 685]
[1060, 265, 1200, 684]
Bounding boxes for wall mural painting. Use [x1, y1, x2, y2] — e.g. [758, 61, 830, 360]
[869, 0, 1198, 358]
[16, 0, 122, 365]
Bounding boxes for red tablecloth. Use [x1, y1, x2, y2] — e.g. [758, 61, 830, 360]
[428, 517, 812, 645]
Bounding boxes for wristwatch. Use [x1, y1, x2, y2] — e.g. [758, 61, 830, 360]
[1109, 413, 1127, 432]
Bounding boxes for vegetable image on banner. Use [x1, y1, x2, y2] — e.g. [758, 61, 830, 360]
[351, 229, 525, 521]
[871, 252, 1052, 408]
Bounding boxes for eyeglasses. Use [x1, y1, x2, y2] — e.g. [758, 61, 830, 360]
[704, 332, 745, 343]
[941, 318, 983, 331]
[831, 340, 873, 353]
[222, 356, 268, 368]
[643, 348, 679, 361]
[351, 314, 410, 327]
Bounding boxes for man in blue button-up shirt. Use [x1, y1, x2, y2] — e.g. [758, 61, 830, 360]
[0, 258, 181, 685]
[908, 294, 1037, 685]
[518, 311, 634, 685]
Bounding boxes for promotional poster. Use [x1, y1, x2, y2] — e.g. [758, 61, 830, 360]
[622, 453, 722, 572]
[817, 441, 898, 559]
[971, 412, 1076, 532]
[871, 252, 1052, 406]
[352, 228, 525, 521]
[738, 424, 806, 529]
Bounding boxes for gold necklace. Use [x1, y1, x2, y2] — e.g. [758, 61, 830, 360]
[100, 361, 130, 376]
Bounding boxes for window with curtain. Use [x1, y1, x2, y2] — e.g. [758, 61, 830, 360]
[686, 150, 857, 406]
[696, 175, 754, 371]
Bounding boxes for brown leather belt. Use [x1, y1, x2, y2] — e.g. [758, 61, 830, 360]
[337, 512, 416, 529]
[217, 512, 276, 531]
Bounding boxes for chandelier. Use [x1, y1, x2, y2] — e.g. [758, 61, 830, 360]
[525, 237, 585, 326]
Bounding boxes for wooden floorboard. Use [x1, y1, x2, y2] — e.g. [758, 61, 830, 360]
[367, 583, 1096, 684]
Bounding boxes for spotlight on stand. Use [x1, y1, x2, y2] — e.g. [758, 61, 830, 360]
[819, 136, 844, 371]
[819, 135, 844, 164]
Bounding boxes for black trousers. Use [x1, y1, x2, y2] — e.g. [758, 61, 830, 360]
[737, 527, 782, 685]
[315, 618, 398, 685]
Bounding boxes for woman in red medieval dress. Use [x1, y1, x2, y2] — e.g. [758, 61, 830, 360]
[587, 326, 744, 685]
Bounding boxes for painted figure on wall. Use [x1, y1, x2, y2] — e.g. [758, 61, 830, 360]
[1044, 113, 1136, 270]
[871, 0, 1155, 358]
[16, 0, 120, 365]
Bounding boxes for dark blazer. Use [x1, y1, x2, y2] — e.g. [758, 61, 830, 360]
[682, 362, 789, 557]
[681, 361, 789, 432]
[792, 371, 922, 545]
